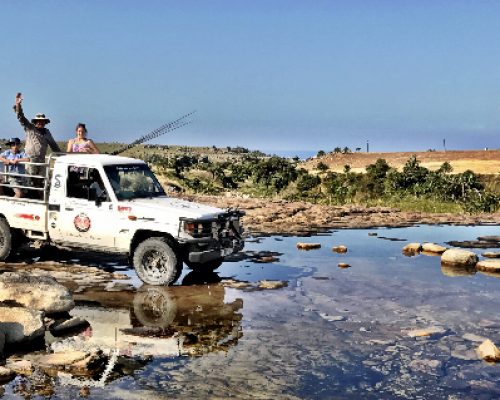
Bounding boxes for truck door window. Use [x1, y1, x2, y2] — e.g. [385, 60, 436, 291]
[67, 167, 108, 201]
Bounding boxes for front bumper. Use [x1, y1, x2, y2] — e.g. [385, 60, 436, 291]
[179, 209, 245, 263]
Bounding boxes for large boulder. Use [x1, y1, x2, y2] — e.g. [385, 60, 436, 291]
[441, 249, 478, 266]
[476, 260, 500, 274]
[0, 273, 74, 314]
[0, 306, 45, 344]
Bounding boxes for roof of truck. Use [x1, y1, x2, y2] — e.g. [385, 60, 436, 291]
[54, 154, 146, 166]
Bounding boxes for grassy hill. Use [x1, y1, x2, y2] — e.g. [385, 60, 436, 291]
[301, 149, 500, 175]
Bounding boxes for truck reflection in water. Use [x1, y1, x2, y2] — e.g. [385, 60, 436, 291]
[8, 281, 244, 397]
[72, 282, 244, 358]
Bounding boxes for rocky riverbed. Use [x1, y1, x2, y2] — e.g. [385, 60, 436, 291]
[1, 222, 499, 398]
[182, 194, 500, 235]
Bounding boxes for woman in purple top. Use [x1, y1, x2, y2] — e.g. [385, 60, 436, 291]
[66, 123, 100, 154]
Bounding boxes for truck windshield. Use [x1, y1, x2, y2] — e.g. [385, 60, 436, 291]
[103, 164, 166, 200]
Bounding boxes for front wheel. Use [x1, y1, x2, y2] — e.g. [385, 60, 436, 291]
[0, 218, 12, 261]
[133, 238, 183, 285]
[184, 257, 223, 272]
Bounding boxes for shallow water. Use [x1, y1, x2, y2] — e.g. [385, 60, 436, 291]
[2, 225, 500, 399]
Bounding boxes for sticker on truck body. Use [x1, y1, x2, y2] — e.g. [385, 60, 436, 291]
[74, 213, 91, 232]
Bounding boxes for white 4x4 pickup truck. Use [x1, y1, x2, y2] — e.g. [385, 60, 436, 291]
[0, 154, 244, 285]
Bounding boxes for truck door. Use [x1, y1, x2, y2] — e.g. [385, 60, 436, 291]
[49, 166, 117, 249]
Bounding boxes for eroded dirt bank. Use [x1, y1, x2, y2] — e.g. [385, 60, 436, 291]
[182, 195, 500, 235]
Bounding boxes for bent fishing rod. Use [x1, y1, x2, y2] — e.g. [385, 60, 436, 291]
[111, 110, 196, 156]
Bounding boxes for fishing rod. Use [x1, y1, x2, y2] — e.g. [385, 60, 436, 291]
[111, 111, 196, 156]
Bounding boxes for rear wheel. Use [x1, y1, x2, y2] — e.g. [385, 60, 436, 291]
[184, 257, 223, 272]
[133, 237, 182, 285]
[0, 218, 12, 261]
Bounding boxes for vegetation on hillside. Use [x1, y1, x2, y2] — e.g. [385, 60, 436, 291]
[140, 148, 498, 213]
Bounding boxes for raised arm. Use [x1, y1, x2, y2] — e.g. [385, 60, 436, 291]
[46, 131, 62, 153]
[13, 93, 34, 130]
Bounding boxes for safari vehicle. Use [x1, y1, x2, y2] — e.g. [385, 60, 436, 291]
[0, 153, 244, 285]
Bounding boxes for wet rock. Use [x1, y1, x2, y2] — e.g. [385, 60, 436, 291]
[477, 339, 500, 362]
[408, 359, 441, 374]
[441, 248, 478, 266]
[319, 313, 346, 322]
[406, 327, 446, 338]
[447, 236, 500, 249]
[297, 242, 321, 250]
[50, 317, 90, 336]
[332, 245, 348, 253]
[36, 350, 88, 369]
[368, 232, 378, 236]
[476, 260, 500, 274]
[0, 306, 45, 344]
[477, 235, 500, 243]
[338, 263, 351, 269]
[0, 366, 15, 383]
[6, 360, 33, 376]
[103, 281, 135, 292]
[0, 272, 74, 314]
[482, 251, 500, 258]
[421, 243, 447, 254]
[254, 256, 279, 263]
[451, 348, 477, 361]
[220, 279, 252, 289]
[68, 351, 106, 376]
[469, 380, 500, 395]
[402, 243, 421, 254]
[463, 333, 487, 343]
[258, 280, 287, 290]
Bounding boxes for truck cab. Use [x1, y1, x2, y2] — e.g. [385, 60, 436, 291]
[0, 154, 244, 285]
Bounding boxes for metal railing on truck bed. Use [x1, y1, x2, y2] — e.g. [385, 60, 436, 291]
[0, 153, 68, 203]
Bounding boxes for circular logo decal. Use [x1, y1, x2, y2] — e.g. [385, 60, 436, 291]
[74, 213, 91, 232]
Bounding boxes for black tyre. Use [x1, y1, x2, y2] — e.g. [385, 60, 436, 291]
[133, 237, 182, 285]
[184, 257, 223, 272]
[0, 218, 12, 261]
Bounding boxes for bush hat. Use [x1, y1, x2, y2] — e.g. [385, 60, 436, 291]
[31, 113, 50, 124]
[6, 137, 21, 146]
[5, 138, 21, 146]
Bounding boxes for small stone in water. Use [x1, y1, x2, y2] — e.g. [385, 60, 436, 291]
[332, 245, 348, 253]
[296, 242, 321, 250]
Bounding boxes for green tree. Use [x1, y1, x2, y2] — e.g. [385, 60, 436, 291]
[317, 162, 329, 172]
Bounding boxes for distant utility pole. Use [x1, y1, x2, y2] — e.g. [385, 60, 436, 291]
[443, 138, 446, 152]
[366, 140, 370, 153]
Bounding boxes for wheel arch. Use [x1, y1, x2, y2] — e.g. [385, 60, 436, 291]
[130, 230, 178, 255]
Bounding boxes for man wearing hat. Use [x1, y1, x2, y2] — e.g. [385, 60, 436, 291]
[0, 138, 30, 198]
[13, 93, 61, 190]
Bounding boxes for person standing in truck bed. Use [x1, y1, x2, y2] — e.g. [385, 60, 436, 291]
[0, 138, 30, 198]
[13, 93, 61, 190]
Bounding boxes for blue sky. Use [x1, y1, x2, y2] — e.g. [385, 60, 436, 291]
[1, 0, 499, 155]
